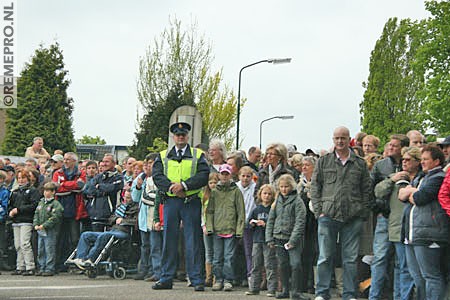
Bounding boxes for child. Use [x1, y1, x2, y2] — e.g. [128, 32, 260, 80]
[206, 164, 245, 292]
[33, 182, 64, 276]
[246, 184, 278, 297]
[266, 174, 309, 300]
[236, 166, 257, 285]
[132, 153, 162, 282]
[9, 170, 41, 276]
[202, 172, 220, 287]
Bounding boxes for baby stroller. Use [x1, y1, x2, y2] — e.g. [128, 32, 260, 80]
[65, 226, 140, 280]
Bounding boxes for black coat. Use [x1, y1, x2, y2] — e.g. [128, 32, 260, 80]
[8, 184, 40, 224]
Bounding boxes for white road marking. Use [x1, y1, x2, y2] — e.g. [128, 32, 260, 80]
[11, 297, 100, 299]
[0, 284, 126, 290]
[0, 280, 41, 282]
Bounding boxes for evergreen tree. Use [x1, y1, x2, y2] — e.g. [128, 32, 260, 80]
[2, 43, 75, 155]
[360, 18, 426, 146]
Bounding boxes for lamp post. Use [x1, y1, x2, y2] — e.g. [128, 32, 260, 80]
[236, 58, 292, 150]
[259, 115, 294, 149]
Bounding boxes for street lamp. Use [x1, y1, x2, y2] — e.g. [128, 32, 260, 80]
[236, 58, 292, 150]
[259, 115, 294, 149]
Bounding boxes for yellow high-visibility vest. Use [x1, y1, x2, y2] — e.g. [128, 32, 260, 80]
[160, 148, 203, 197]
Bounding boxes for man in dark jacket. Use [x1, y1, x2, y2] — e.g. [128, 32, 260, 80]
[369, 134, 409, 300]
[311, 126, 372, 300]
[85, 154, 124, 232]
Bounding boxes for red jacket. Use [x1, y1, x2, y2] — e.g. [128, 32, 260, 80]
[52, 167, 86, 218]
[438, 170, 450, 217]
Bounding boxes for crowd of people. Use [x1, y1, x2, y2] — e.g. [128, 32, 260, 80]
[0, 126, 449, 300]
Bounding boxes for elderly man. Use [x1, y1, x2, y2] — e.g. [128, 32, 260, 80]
[52, 152, 86, 272]
[25, 137, 51, 160]
[152, 122, 209, 292]
[311, 126, 372, 300]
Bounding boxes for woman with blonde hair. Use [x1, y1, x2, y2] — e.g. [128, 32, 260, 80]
[256, 143, 293, 191]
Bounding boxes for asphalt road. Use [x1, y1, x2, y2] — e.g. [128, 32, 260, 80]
[0, 272, 350, 300]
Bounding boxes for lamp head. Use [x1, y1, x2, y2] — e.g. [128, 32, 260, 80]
[268, 58, 292, 64]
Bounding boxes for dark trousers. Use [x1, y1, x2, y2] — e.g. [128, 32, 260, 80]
[276, 243, 303, 299]
[56, 218, 79, 270]
[159, 197, 203, 286]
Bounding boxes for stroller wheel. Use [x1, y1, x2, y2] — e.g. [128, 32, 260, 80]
[86, 269, 97, 279]
[113, 267, 126, 280]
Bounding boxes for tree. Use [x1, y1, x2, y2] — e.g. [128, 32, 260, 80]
[2, 43, 75, 155]
[76, 135, 106, 145]
[415, 0, 450, 136]
[360, 18, 426, 146]
[130, 18, 238, 158]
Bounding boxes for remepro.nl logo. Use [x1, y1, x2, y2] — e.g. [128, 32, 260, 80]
[1, 0, 17, 108]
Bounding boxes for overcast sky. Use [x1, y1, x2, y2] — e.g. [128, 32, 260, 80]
[17, 1, 430, 153]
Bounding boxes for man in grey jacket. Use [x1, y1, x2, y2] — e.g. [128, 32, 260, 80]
[311, 126, 372, 300]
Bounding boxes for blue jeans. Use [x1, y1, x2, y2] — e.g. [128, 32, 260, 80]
[139, 230, 153, 276]
[405, 244, 445, 300]
[203, 233, 214, 264]
[76, 229, 128, 261]
[369, 215, 396, 300]
[213, 235, 236, 283]
[316, 216, 363, 300]
[393, 242, 414, 300]
[37, 228, 57, 272]
[159, 197, 203, 286]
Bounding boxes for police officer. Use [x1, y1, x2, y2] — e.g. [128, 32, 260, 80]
[152, 122, 210, 292]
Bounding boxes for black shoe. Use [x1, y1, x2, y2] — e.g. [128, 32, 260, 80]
[35, 271, 43, 276]
[152, 281, 173, 290]
[22, 270, 35, 276]
[42, 272, 54, 277]
[134, 273, 146, 280]
[11, 270, 23, 275]
[194, 285, 205, 291]
[275, 292, 290, 299]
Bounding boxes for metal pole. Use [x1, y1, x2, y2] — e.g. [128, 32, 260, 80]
[236, 60, 269, 150]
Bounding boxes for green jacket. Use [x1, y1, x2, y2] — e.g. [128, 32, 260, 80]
[374, 174, 409, 242]
[206, 181, 245, 236]
[33, 197, 64, 230]
[266, 191, 306, 248]
[311, 151, 372, 222]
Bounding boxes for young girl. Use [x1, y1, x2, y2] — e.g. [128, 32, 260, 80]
[266, 174, 308, 300]
[236, 166, 257, 285]
[8, 170, 41, 276]
[246, 184, 277, 297]
[206, 164, 245, 292]
[202, 172, 220, 287]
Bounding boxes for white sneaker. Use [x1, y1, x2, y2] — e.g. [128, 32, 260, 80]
[314, 297, 325, 300]
[82, 259, 94, 267]
[223, 282, 233, 291]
